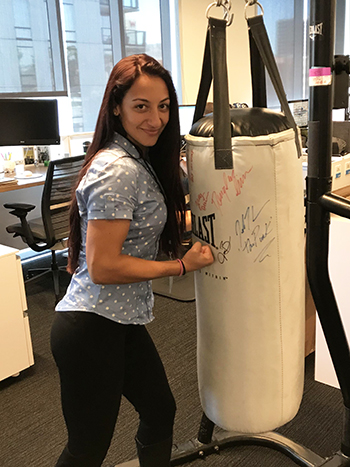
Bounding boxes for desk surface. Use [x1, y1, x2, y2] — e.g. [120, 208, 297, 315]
[0, 165, 47, 193]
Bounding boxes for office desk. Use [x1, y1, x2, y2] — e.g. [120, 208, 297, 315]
[0, 165, 47, 193]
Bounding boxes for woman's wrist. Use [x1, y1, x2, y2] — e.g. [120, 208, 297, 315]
[180, 258, 186, 275]
[176, 258, 186, 276]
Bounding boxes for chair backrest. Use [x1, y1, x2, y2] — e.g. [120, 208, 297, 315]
[41, 155, 85, 246]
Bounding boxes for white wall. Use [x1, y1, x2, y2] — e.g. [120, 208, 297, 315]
[178, 0, 252, 106]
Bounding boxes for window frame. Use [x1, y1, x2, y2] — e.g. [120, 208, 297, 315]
[0, 0, 68, 98]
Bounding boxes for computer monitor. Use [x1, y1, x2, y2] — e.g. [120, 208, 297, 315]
[0, 98, 60, 146]
[178, 104, 196, 137]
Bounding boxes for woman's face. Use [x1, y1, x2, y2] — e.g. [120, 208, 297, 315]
[116, 74, 170, 152]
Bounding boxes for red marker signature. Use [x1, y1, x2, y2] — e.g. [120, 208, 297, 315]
[195, 192, 209, 211]
[211, 166, 253, 211]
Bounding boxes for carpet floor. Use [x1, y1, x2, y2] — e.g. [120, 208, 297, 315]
[0, 253, 345, 466]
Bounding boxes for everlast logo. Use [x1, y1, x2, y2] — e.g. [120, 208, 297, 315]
[191, 213, 217, 248]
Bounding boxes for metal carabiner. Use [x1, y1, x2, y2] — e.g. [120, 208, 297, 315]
[205, 0, 234, 27]
[244, 0, 264, 20]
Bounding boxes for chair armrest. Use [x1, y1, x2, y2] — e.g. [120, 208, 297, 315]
[3, 202, 41, 250]
[3, 203, 36, 219]
[4, 204, 55, 253]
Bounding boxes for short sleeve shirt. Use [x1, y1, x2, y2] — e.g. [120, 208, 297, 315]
[55, 133, 167, 325]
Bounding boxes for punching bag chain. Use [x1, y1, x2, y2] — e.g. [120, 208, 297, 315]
[206, 0, 234, 26]
[244, 0, 264, 20]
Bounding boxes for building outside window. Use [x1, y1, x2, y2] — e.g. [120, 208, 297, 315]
[58, 0, 166, 132]
[14, 0, 38, 93]
[0, 0, 66, 96]
[59, 0, 166, 132]
[263, 0, 349, 108]
[121, 0, 162, 61]
[61, 0, 116, 132]
[0, 0, 348, 136]
[0, 0, 172, 134]
[262, 0, 309, 107]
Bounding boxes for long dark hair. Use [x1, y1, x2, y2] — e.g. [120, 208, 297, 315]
[67, 54, 186, 274]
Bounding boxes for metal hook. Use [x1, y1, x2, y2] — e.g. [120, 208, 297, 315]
[206, 0, 234, 27]
[244, 0, 264, 20]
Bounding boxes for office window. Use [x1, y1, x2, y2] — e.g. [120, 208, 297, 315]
[0, 0, 67, 96]
[62, 0, 163, 132]
[263, 0, 350, 108]
[13, 1, 38, 92]
[262, 0, 308, 107]
[60, 0, 179, 133]
[61, 0, 119, 132]
[0, 0, 181, 134]
[121, 0, 162, 62]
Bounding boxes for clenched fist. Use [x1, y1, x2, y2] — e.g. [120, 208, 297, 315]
[181, 241, 214, 273]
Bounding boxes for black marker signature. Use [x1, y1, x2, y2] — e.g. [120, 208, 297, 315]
[254, 237, 276, 263]
[235, 200, 271, 249]
[217, 237, 231, 264]
[241, 218, 273, 254]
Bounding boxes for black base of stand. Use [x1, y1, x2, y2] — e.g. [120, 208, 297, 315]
[115, 430, 350, 467]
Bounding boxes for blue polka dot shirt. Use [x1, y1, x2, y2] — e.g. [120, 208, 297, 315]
[56, 133, 167, 325]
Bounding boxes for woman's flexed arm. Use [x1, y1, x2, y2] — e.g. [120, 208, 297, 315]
[86, 219, 214, 285]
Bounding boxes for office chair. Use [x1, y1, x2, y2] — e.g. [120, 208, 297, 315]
[4, 155, 85, 303]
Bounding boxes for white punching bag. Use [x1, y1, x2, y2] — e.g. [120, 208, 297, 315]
[186, 108, 305, 434]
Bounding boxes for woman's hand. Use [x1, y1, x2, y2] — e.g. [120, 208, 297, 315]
[181, 241, 214, 273]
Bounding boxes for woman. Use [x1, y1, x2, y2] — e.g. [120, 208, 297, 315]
[51, 54, 214, 467]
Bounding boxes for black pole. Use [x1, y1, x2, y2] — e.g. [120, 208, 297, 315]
[306, 0, 350, 456]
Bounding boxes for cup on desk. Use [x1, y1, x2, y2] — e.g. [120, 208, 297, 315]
[15, 162, 25, 176]
[3, 160, 16, 173]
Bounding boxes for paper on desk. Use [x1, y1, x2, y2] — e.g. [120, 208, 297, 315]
[15, 173, 43, 179]
[0, 178, 16, 183]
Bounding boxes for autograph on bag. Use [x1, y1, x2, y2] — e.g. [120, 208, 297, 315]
[217, 237, 231, 264]
[235, 200, 275, 263]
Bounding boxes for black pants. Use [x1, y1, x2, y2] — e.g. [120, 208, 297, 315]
[51, 311, 176, 467]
